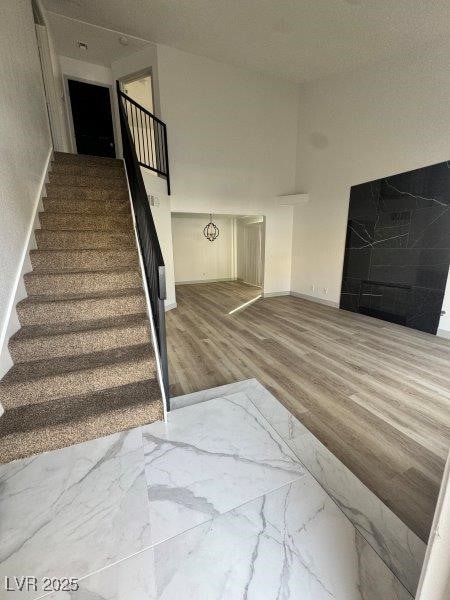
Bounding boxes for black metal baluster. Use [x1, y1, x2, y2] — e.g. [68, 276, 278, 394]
[151, 115, 156, 171]
[147, 115, 155, 167]
[154, 121, 159, 173]
[143, 112, 149, 168]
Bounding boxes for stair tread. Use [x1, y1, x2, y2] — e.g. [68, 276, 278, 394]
[47, 181, 127, 189]
[29, 248, 138, 272]
[52, 163, 124, 171]
[39, 211, 131, 218]
[41, 209, 129, 213]
[18, 286, 145, 306]
[25, 266, 140, 278]
[10, 313, 149, 342]
[53, 151, 123, 164]
[37, 225, 133, 233]
[30, 248, 137, 259]
[36, 228, 133, 234]
[1, 343, 153, 391]
[31, 248, 136, 255]
[43, 194, 128, 204]
[40, 206, 131, 218]
[0, 380, 163, 464]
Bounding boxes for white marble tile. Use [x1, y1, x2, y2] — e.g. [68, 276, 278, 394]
[0, 435, 150, 600]
[0, 381, 421, 599]
[238, 381, 426, 596]
[151, 476, 412, 599]
[170, 378, 256, 409]
[42, 551, 157, 600]
[142, 392, 306, 545]
[70, 477, 411, 600]
[171, 380, 426, 595]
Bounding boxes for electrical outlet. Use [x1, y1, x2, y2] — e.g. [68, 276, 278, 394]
[323, 287, 328, 295]
[148, 195, 160, 207]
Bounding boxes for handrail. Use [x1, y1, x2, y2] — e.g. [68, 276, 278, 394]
[117, 87, 171, 195]
[118, 92, 167, 126]
[116, 81, 170, 407]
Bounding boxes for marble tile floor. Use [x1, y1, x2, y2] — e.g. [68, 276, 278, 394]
[171, 379, 427, 597]
[0, 384, 418, 599]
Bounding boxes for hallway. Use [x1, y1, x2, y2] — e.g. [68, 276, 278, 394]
[166, 281, 450, 542]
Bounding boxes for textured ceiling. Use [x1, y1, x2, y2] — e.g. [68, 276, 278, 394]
[43, 0, 450, 82]
[46, 12, 150, 67]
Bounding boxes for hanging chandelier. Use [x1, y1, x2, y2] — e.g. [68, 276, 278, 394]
[203, 214, 219, 242]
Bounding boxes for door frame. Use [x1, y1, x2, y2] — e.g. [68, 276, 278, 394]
[118, 67, 160, 118]
[236, 216, 266, 290]
[63, 75, 119, 156]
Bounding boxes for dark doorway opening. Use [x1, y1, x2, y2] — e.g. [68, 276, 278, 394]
[67, 79, 116, 158]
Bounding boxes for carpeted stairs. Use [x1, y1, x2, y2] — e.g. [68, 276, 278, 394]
[0, 152, 164, 463]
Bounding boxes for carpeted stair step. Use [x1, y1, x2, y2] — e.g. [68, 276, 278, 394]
[0, 344, 156, 409]
[24, 267, 142, 296]
[39, 211, 132, 231]
[30, 248, 139, 271]
[49, 171, 127, 189]
[51, 163, 124, 178]
[45, 183, 129, 202]
[53, 151, 123, 168]
[17, 288, 147, 326]
[0, 379, 163, 464]
[43, 196, 130, 214]
[9, 314, 151, 363]
[36, 228, 135, 250]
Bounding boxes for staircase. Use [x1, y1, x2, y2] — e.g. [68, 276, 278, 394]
[0, 152, 164, 463]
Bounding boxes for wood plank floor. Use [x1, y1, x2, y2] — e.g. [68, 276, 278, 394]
[166, 281, 450, 541]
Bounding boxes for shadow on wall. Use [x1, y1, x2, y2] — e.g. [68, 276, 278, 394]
[340, 160, 450, 334]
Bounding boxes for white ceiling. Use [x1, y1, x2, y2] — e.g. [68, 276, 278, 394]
[46, 12, 150, 67]
[43, 0, 450, 82]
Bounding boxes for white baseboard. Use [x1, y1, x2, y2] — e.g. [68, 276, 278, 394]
[437, 328, 450, 339]
[0, 147, 53, 392]
[262, 291, 290, 298]
[176, 278, 237, 285]
[290, 291, 339, 308]
[165, 302, 177, 311]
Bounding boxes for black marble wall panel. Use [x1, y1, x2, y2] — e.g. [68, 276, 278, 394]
[340, 161, 450, 334]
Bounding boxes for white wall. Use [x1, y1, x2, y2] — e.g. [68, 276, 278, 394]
[172, 214, 234, 283]
[111, 44, 161, 116]
[438, 268, 450, 337]
[291, 41, 450, 315]
[143, 175, 176, 309]
[0, 1, 52, 385]
[153, 44, 297, 300]
[59, 55, 113, 85]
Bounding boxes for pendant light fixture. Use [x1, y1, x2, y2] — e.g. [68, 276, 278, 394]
[203, 214, 219, 242]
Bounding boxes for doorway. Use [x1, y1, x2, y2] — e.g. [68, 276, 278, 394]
[67, 79, 116, 158]
[120, 72, 161, 173]
[170, 212, 265, 294]
[122, 73, 154, 113]
[236, 217, 265, 288]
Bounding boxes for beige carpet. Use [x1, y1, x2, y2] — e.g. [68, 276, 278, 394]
[0, 152, 164, 463]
